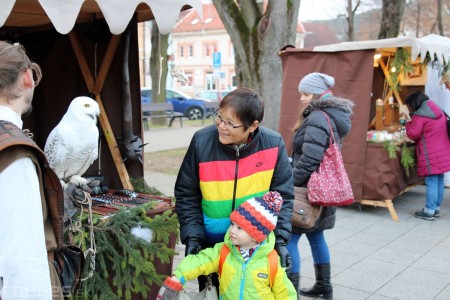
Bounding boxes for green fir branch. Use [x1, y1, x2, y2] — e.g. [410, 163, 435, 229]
[71, 200, 179, 299]
[401, 144, 416, 177]
[383, 140, 399, 159]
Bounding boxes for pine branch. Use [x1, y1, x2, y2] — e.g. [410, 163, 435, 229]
[71, 201, 179, 299]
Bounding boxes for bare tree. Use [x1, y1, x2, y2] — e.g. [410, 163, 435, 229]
[437, 0, 444, 35]
[378, 0, 406, 38]
[346, 0, 362, 41]
[211, 0, 300, 130]
[150, 22, 169, 125]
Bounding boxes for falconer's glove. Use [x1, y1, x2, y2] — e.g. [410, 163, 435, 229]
[63, 179, 93, 222]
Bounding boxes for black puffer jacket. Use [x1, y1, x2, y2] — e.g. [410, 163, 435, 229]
[175, 125, 294, 245]
[292, 95, 354, 233]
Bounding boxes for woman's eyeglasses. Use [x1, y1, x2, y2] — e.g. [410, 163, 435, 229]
[213, 110, 244, 129]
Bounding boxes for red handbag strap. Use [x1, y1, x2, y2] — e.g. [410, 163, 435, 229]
[319, 111, 336, 145]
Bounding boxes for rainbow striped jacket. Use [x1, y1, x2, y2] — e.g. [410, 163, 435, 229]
[175, 125, 294, 245]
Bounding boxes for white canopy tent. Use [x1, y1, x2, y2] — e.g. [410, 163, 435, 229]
[313, 34, 450, 65]
[1, 0, 202, 34]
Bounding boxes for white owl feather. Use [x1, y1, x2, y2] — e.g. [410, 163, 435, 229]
[45, 96, 100, 186]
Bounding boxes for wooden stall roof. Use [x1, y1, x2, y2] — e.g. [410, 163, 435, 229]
[1, 0, 202, 34]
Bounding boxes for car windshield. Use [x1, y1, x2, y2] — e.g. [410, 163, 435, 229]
[167, 89, 192, 99]
[141, 88, 193, 100]
[200, 90, 229, 101]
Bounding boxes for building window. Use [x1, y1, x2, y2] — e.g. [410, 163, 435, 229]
[188, 45, 194, 58]
[203, 43, 217, 57]
[232, 74, 237, 87]
[206, 72, 217, 90]
[179, 45, 184, 58]
[180, 71, 193, 87]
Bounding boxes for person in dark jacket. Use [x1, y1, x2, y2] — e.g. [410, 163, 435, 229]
[405, 91, 450, 221]
[175, 87, 294, 292]
[286, 73, 354, 299]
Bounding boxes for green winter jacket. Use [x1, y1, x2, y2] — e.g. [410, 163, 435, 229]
[173, 231, 297, 300]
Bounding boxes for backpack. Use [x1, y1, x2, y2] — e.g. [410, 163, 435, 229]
[218, 244, 278, 288]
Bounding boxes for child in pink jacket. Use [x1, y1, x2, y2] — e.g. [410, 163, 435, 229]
[405, 91, 450, 220]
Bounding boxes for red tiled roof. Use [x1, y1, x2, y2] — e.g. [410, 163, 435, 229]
[173, 4, 224, 32]
[174, 3, 305, 34]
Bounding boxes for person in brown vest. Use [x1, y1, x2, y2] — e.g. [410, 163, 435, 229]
[0, 41, 64, 299]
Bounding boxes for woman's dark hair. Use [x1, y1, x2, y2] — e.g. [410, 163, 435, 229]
[219, 87, 264, 130]
[405, 91, 429, 112]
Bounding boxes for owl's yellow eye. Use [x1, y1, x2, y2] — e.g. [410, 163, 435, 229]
[84, 104, 90, 108]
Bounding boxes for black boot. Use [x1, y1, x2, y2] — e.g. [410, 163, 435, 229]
[299, 263, 333, 299]
[287, 272, 299, 293]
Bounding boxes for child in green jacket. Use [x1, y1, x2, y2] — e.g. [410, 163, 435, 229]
[157, 191, 297, 299]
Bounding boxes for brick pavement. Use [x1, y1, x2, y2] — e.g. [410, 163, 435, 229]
[144, 125, 450, 300]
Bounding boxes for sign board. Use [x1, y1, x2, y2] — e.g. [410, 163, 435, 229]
[212, 52, 221, 69]
[213, 69, 222, 78]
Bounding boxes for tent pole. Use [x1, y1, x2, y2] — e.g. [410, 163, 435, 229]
[69, 31, 133, 190]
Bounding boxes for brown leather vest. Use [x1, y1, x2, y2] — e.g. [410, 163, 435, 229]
[0, 120, 64, 250]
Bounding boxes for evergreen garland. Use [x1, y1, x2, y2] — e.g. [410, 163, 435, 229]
[382, 140, 399, 159]
[401, 143, 415, 177]
[70, 201, 179, 300]
[382, 140, 416, 176]
[389, 48, 413, 92]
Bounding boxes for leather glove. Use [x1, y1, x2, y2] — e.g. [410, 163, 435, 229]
[63, 181, 92, 222]
[275, 241, 292, 275]
[185, 238, 202, 256]
[156, 276, 183, 300]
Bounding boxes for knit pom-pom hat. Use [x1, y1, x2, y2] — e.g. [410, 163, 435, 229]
[229, 191, 283, 243]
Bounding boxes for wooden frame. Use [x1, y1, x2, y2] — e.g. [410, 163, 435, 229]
[400, 60, 428, 86]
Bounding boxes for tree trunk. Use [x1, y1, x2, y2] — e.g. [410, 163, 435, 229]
[212, 0, 300, 131]
[415, 2, 421, 37]
[378, 0, 406, 39]
[437, 0, 444, 35]
[150, 22, 169, 126]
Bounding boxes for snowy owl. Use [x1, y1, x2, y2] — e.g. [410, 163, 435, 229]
[45, 96, 100, 187]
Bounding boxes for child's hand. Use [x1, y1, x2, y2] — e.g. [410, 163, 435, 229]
[156, 276, 183, 299]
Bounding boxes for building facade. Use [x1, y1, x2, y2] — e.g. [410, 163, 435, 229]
[138, 3, 306, 97]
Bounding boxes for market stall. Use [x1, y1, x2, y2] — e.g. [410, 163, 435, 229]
[1, 1, 202, 298]
[0, 0, 202, 189]
[278, 35, 450, 221]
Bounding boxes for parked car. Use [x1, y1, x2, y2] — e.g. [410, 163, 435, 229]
[199, 89, 231, 101]
[141, 87, 217, 120]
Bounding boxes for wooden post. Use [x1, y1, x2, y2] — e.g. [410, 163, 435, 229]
[69, 31, 133, 190]
[375, 99, 384, 131]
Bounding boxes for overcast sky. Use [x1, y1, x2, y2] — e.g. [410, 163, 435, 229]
[298, 0, 346, 21]
[201, 0, 352, 22]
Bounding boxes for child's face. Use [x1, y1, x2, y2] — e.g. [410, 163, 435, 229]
[229, 222, 258, 250]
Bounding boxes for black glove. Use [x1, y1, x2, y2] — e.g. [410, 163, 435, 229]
[275, 241, 292, 275]
[185, 238, 203, 256]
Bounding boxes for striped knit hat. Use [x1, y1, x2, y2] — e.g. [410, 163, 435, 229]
[229, 191, 283, 243]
